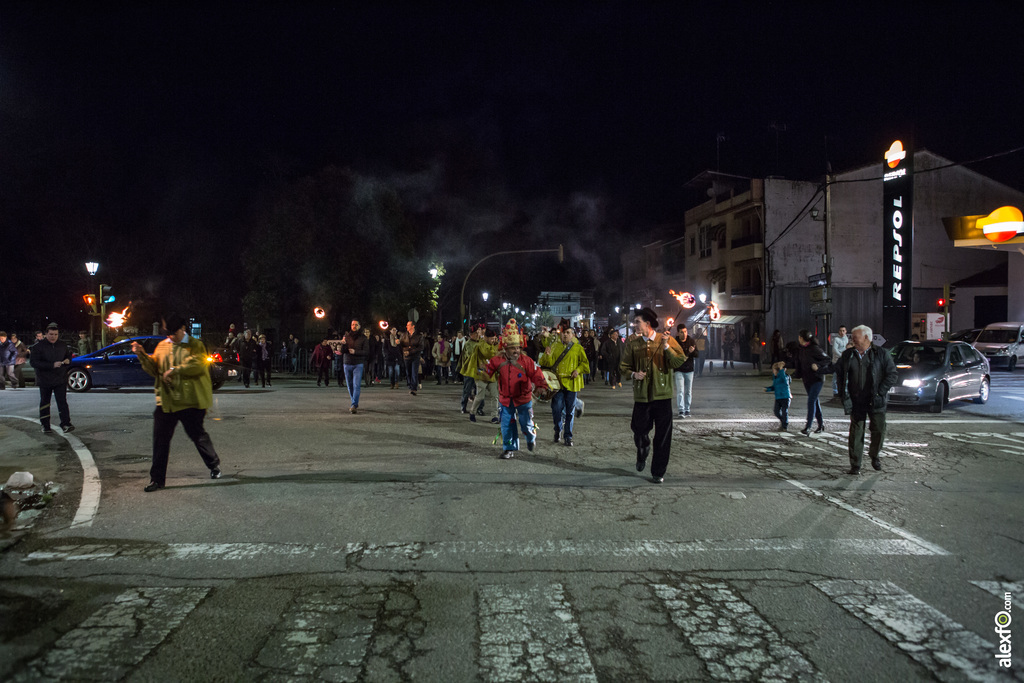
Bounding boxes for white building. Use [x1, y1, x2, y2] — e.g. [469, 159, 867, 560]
[621, 152, 1024, 359]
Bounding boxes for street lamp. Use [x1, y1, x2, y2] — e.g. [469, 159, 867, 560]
[85, 262, 99, 347]
[482, 292, 489, 302]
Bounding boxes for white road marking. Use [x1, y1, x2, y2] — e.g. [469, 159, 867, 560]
[783, 479, 949, 556]
[653, 581, 825, 681]
[814, 580, 1001, 682]
[970, 580, 1024, 611]
[1003, 395, 1024, 402]
[254, 586, 381, 679]
[20, 538, 945, 566]
[2, 414, 101, 528]
[478, 583, 597, 682]
[11, 587, 208, 682]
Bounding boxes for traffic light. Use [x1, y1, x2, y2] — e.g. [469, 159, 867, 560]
[101, 284, 114, 303]
[948, 285, 957, 305]
[937, 297, 946, 309]
[83, 294, 98, 315]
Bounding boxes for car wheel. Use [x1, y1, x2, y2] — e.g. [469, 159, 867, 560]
[67, 368, 92, 392]
[930, 382, 947, 413]
[1010, 356, 1017, 372]
[974, 377, 990, 404]
[212, 377, 225, 391]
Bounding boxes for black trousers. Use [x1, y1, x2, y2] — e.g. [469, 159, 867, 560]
[630, 399, 673, 478]
[150, 407, 220, 486]
[39, 384, 71, 429]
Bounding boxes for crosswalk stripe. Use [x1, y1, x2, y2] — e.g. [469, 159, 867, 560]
[11, 587, 208, 681]
[253, 586, 381, 679]
[478, 583, 597, 682]
[653, 581, 825, 681]
[970, 580, 1024, 611]
[20, 538, 944, 566]
[813, 580, 1000, 682]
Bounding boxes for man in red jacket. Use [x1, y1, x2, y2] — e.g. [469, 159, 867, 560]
[482, 320, 548, 459]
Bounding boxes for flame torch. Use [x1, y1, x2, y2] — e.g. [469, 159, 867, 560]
[105, 305, 130, 329]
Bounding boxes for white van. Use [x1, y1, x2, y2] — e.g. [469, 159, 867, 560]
[973, 322, 1024, 372]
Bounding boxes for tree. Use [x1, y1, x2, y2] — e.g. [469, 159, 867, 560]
[242, 166, 434, 333]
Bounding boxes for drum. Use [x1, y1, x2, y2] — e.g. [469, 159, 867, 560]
[533, 369, 560, 401]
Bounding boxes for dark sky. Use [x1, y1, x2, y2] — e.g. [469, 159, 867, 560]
[2, 2, 1022, 327]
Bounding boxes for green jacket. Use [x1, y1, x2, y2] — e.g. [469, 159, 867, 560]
[458, 338, 480, 376]
[467, 340, 499, 382]
[620, 334, 687, 402]
[538, 340, 590, 393]
[137, 335, 214, 413]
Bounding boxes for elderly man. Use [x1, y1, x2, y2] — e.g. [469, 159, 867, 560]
[835, 325, 898, 474]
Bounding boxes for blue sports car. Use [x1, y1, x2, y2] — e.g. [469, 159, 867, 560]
[67, 336, 228, 391]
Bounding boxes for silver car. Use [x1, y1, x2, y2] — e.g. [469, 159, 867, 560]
[886, 341, 990, 413]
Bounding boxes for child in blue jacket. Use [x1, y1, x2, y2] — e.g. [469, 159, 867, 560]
[765, 361, 792, 430]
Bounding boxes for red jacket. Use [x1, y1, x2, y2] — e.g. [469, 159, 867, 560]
[484, 353, 548, 407]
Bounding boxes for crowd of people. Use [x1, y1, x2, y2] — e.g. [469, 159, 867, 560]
[5, 314, 899, 490]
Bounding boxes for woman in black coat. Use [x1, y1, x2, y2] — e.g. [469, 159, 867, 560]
[793, 329, 831, 434]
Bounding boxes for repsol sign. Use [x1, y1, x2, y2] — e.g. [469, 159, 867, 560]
[882, 140, 913, 343]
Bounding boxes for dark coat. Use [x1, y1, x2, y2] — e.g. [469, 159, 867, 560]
[836, 345, 899, 414]
[792, 340, 831, 386]
[342, 330, 369, 365]
[29, 339, 73, 388]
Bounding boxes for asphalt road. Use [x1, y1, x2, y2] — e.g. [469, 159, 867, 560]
[1, 368, 1023, 681]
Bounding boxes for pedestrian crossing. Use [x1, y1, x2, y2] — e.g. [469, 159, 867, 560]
[5, 578, 1018, 681]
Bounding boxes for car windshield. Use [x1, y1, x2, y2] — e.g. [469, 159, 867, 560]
[949, 329, 978, 341]
[891, 343, 945, 367]
[976, 329, 1019, 344]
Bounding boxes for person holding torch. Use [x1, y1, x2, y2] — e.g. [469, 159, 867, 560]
[620, 307, 688, 483]
[133, 314, 222, 492]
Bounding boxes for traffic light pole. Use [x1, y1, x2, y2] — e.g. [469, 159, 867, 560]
[100, 283, 110, 348]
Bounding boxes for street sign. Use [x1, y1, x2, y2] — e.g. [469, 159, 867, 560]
[809, 287, 829, 302]
[807, 272, 829, 287]
[873, 334, 887, 346]
[809, 301, 833, 316]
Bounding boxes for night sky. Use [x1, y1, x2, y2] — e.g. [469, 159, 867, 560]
[2, 2, 1022, 331]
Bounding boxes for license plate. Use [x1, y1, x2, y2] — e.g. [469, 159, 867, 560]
[228, 369, 237, 377]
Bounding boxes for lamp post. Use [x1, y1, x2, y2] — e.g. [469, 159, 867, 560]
[85, 262, 99, 348]
[458, 245, 564, 333]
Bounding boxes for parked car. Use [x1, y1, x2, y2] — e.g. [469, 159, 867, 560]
[67, 336, 230, 391]
[886, 340, 990, 412]
[948, 328, 982, 343]
[972, 322, 1024, 372]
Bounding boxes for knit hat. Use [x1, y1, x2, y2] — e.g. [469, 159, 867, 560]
[501, 318, 523, 347]
[636, 307, 659, 329]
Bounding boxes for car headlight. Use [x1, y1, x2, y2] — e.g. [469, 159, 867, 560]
[902, 379, 922, 388]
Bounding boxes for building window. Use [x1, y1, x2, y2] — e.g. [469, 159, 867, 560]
[699, 225, 712, 258]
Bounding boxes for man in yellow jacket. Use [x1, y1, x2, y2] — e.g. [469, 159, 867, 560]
[468, 328, 500, 423]
[538, 323, 589, 447]
[132, 314, 222, 492]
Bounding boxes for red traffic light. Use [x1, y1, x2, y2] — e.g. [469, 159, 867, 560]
[937, 298, 946, 307]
